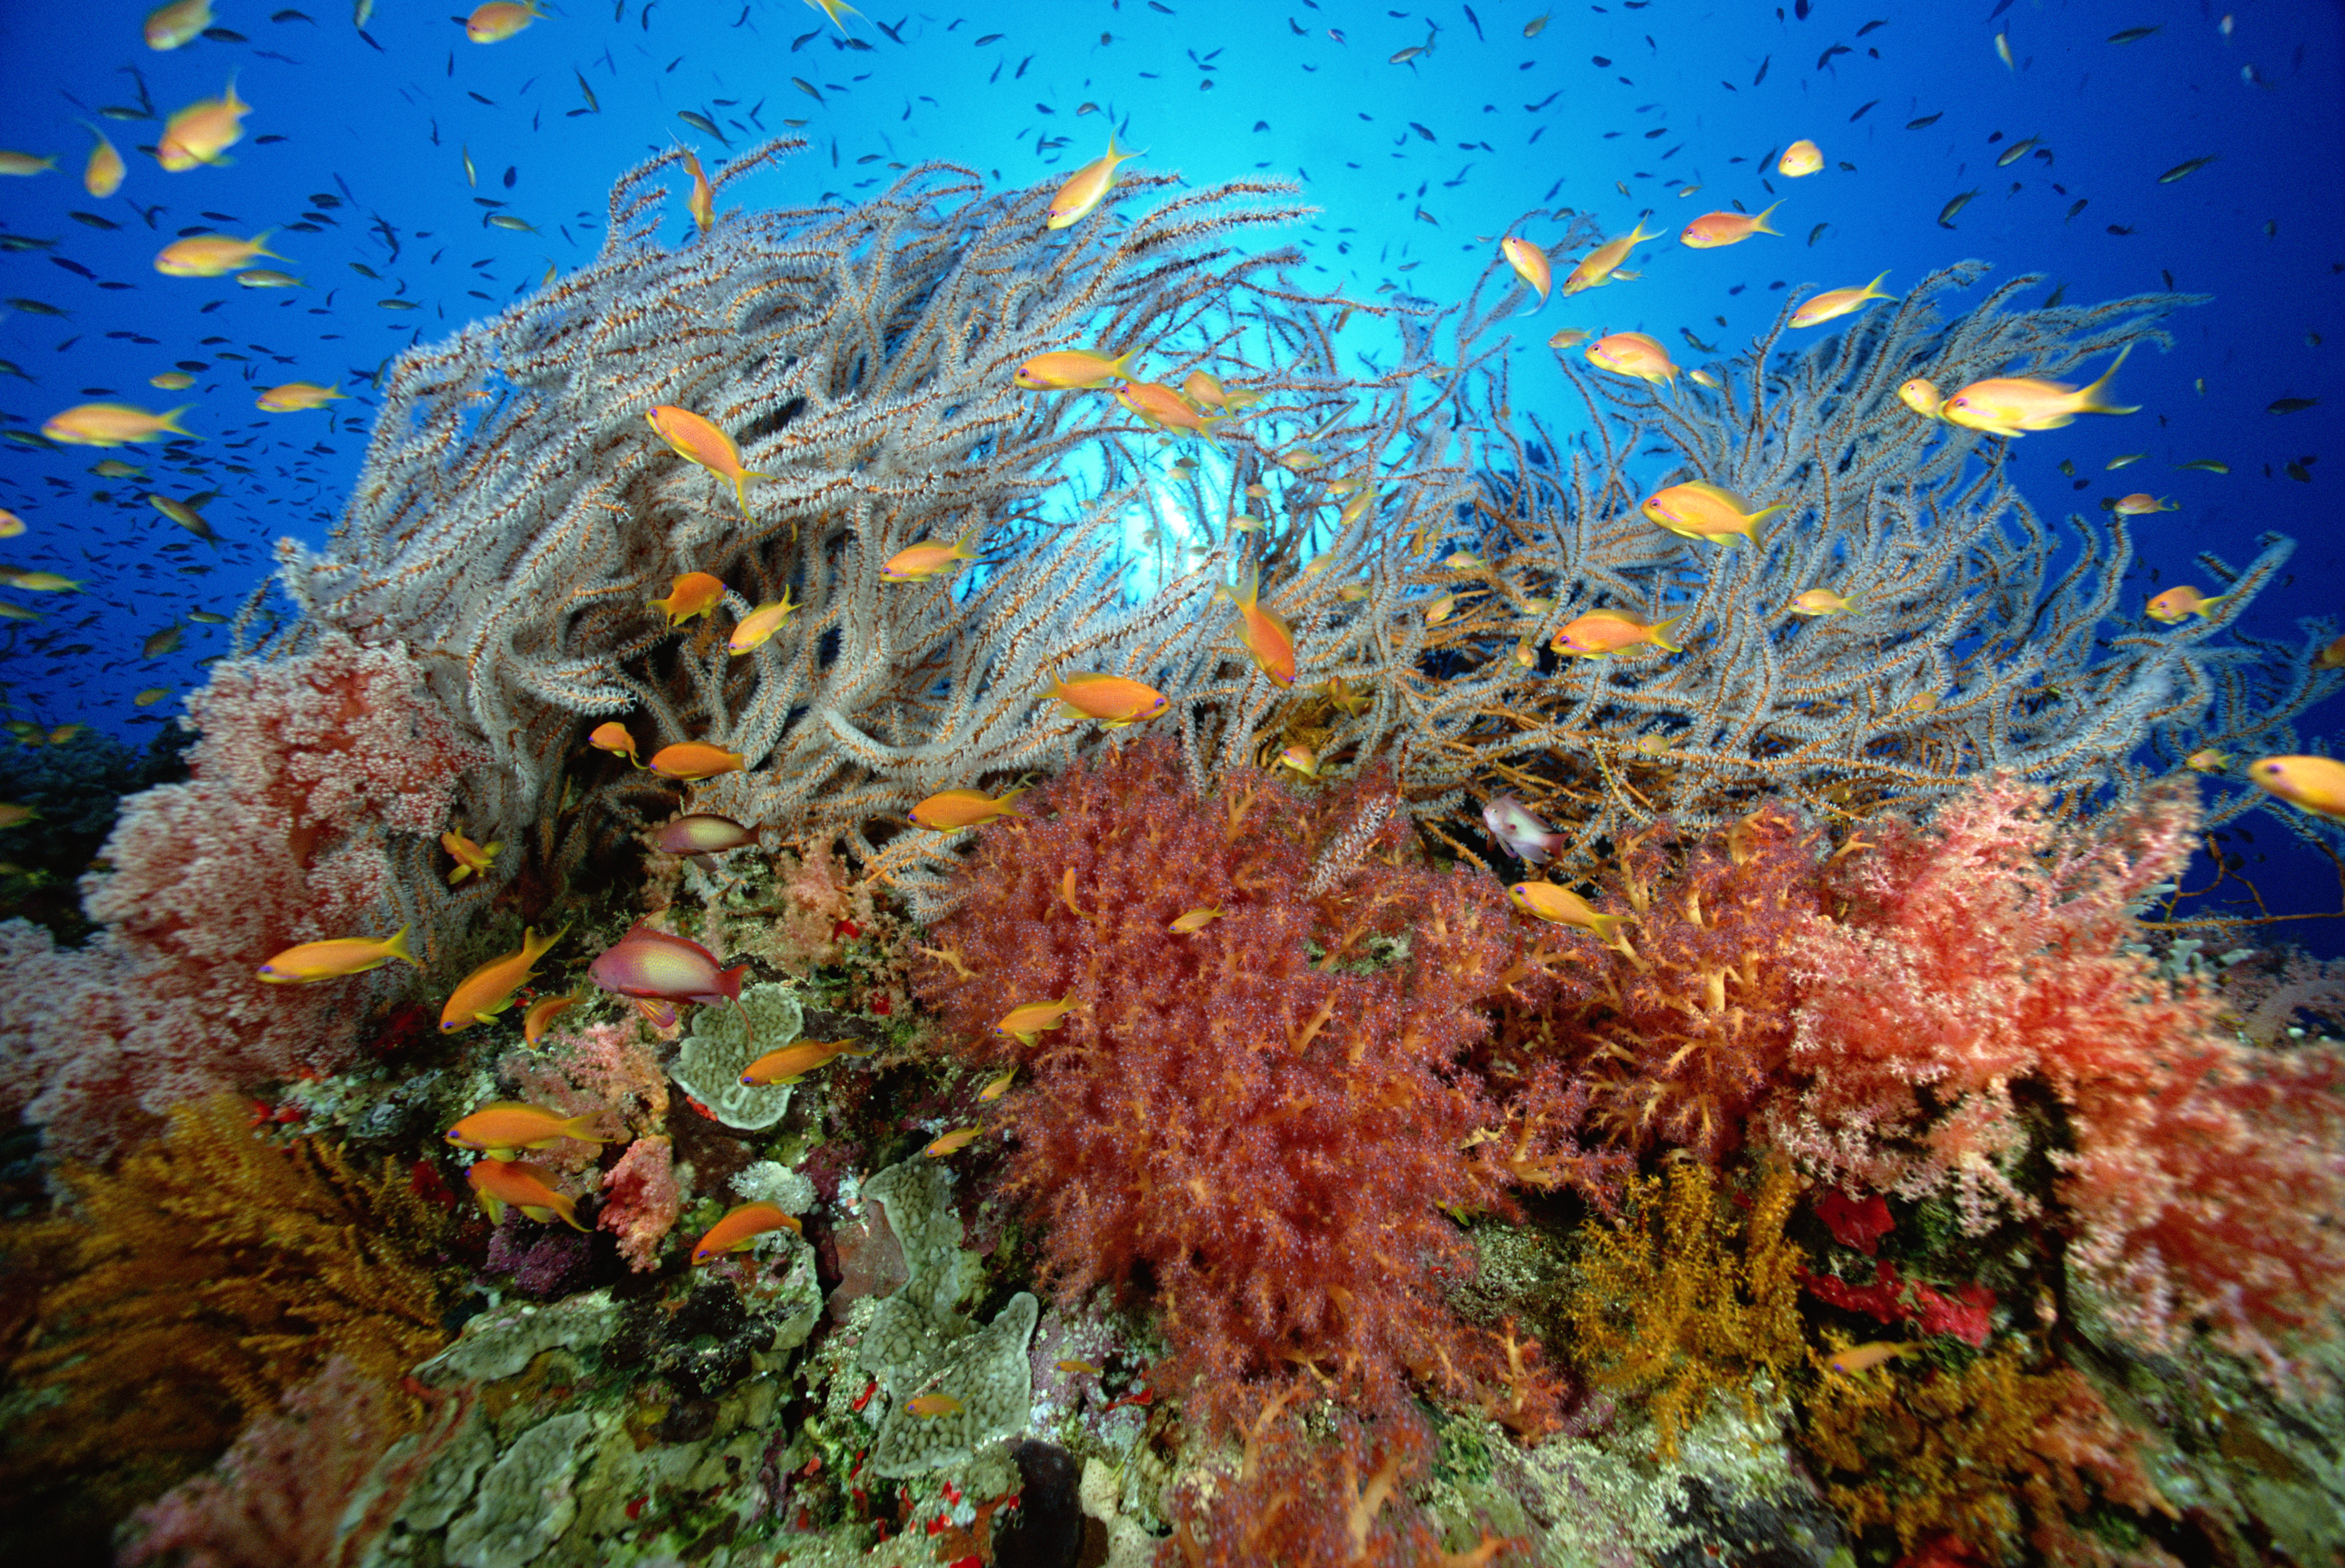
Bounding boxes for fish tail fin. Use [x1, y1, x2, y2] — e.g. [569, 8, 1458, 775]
[1865, 269, 1897, 300]
[1109, 343, 1147, 380]
[1650, 615, 1686, 652]
[1753, 201, 1783, 234]
[525, 921, 570, 961]
[2077, 343, 2140, 415]
[253, 229, 280, 257]
[384, 924, 420, 968]
[1743, 502, 1787, 540]
[551, 1194, 588, 1231]
[562, 1111, 614, 1144]
[161, 405, 194, 436]
[720, 962, 751, 1002]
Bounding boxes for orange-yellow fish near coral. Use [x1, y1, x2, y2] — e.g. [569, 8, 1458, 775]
[442, 830, 501, 884]
[1790, 588, 1859, 616]
[1114, 379, 1228, 446]
[2316, 635, 2345, 670]
[1680, 202, 1781, 248]
[2250, 755, 2345, 822]
[646, 405, 768, 515]
[1179, 369, 1259, 411]
[1897, 378, 1944, 419]
[155, 232, 278, 277]
[257, 381, 344, 413]
[1015, 346, 1140, 391]
[467, 1159, 585, 1229]
[590, 721, 641, 765]
[464, 0, 543, 43]
[1552, 608, 1683, 658]
[2146, 585, 2229, 623]
[911, 786, 1027, 831]
[905, 1392, 964, 1416]
[439, 924, 567, 1033]
[1777, 139, 1823, 177]
[740, 1038, 873, 1087]
[1560, 218, 1655, 296]
[42, 403, 191, 446]
[728, 589, 799, 654]
[1500, 235, 1552, 307]
[679, 144, 715, 233]
[1047, 130, 1142, 229]
[1168, 907, 1224, 934]
[1824, 1339, 1915, 1376]
[521, 992, 580, 1046]
[1046, 672, 1167, 728]
[997, 993, 1078, 1047]
[157, 77, 251, 171]
[257, 926, 418, 983]
[145, 0, 213, 49]
[647, 741, 745, 780]
[2111, 493, 2176, 516]
[691, 1201, 801, 1263]
[445, 1099, 611, 1156]
[1506, 882, 1630, 942]
[923, 1128, 983, 1158]
[1585, 332, 1678, 386]
[881, 529, 979, 582]
[1641, 481, 1782, 546]
[1939, 346, 2138, 437]
[648, 571, 726, 627]
[1791, 272, 1896, 328]
[82, 125, 125, 198]
[1216, 567, 1295, 688]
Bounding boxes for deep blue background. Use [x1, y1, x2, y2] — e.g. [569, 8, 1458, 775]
[1, 0, 2339, 938]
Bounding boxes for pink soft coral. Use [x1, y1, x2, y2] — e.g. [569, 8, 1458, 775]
[1767, 778, 2345, 1385]
[600, 1135, 681, 1272]
[916, 739, 1602, 1438]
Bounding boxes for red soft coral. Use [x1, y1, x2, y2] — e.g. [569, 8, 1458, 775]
[916, 739, 1600, 1437]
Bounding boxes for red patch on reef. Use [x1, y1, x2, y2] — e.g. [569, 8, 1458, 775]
[1816, 1187, 1894, 1254]
[828, 1208, 910, 1320]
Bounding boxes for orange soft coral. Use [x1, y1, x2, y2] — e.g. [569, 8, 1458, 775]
[915, 739, 1603, 1437]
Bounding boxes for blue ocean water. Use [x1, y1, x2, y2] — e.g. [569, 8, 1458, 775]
[0, 0, 2339, 934]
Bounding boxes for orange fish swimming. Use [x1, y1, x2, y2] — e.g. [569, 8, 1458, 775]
[2249, 755, 2345, 821]
[464, 0, 544, 43]
[155, 233, 279, 277]
[2146, 585, 2230, 624]
[647, 741, 746, 780]
[1114, 379, 1228, 446]
[997, 993, 1078, 1046]
[1680, 202, 1781, 248]
[590, 721, 641, 765]
[649, 571, 726, 627]
[1500, 235, 1553, 307]
[1641, 481, 1782, 546]
[911, 786, 1027, 831]
[157, 77, 251, 171]
[467, 1158, 585, 1229]
[521, 992, 580, 1046]
[1216, 566, 1295, 687]
[41, 403, 192, 447]
[1777, 139, 1823, 177]
[1047, 130, 1143, 229]
[1046, 671, 1167, 728]
[924, 1127, 984, 1157]
[1790, 272, 1896, 328]
[1016, 346, 1141, 391]
[728, 589, 800, 653]
[1938, 346, 2138, 437]
[646, 405, 767, 515]
[739, 1037, 873, 1087]
[439, 924, 567, 1033]
[882, 529, 979, 582]
[256, 381, 345, 413]
[1560, 218, 1656, 296]
[904, 1391, 965, 1416]
[442, 830, 502, 883]
[1506, 882, 1630, 942]
[1551, 608, 1683, 658]
[144, 0, 214, 50]
[257, 927, 418, 983]
[1584, 332, 1679, 386]
[691, 1201, 802, 1263]
[444, 1099, 612, 1156]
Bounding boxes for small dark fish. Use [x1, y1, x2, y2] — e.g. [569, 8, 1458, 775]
[1989, 0, 2014, 17]
[1848, 98, 1877, 121]
[1906, 112, 1941, 129]
[1752, 53, 1768, 84]
[974, 31, 1003, 44]
[201, 26, 248, 41]
[679, 109, 730, 142]
[575, 70, 600, 112]
[2175, 459, 2229, 473]
[2158, 155, 2217, 183]
[1807, 222, 1829, 245]
[5, 298, 69, 317]
[1817, 43, 1850, 68]
[2065, 198, 2088, 221]
[1795, 0, 1810, 16]
[2268, 397, 2318, 415]
[2107, 26, 2160, 44]
[2106, 224, 2135, 235]
[487, 214, 536, 232]
[271, 8, 315, 20]
[50, 257, 96, 279]
[1857, 18, 1888, 35]
[1936, 189, 1978, 227]
[1996, 136, 2038, 167]
[377, 297, 419, 310]
[68, 211, 121, 230]
[2286, 459, 2312, 483]
[2044, 283, 2067, 307]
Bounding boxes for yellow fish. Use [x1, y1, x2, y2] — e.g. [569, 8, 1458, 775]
[1506, 882, 1629, 942]
[1939, 346, 2138, 437]
[905, 1391, 964, 1416]
[0, 509, 22, 538]
[157, 77, 252, 171]
[1551, 608, 1683, 658]
[1790, 588, 1859, 617]
[727, 589, 800, 654]
[155, 232, 278, 277]
[1584, 331, 1678, 386]
[256, 381, 345, 413]
[1168, 907, 1224, 934]
[1641, 481, 1781, 545]
[144, 0, 213, 48]
[42, 403, 192, 447]
[1777, 139, 1823, 177]
[1560, 219, 1655, 296]
[1047, 130, 1144, 229]
[1680, 202, 1781, 248]
[439, 925, 567, 1033]
[257, 927, 418, 983]
[997, 993, 1078, 1046]
[521, 992, 581, 1046]
[1216, 566, 1295, 688]
[1015, 345, 1141, 391]
[1897, 378, 1944, 419]
[2110, 493, 2176, 516]
[648, 571, 726, 627]
[911, 786, 1027, 831]
[1114, 379, 1229, 446]
[1500, 235, 1552, 306]
[2184, 749, 2231, 773]
[1046, 671, 1167, 728]
[2250, 756, 2345, 820]
[924, 1127, 984, 1157]
[1825, 1339, 1915, 1376]
[82, 125, 126, 198]
[464, 0, 544, 43]
[882, 528, 979, 582]
[2146, 585, 2229, 623]
[149, 372, 195, 391]
[442, 830, 502, 883]
[646, 405, 768, 515]
[1790, 271, 1896, 328]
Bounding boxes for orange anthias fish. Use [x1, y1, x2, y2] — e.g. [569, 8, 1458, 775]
[1168, 907, 1224, 934]
[145, 0, 214, 50]
[1938, 346, 2138, 437]
[1777, 139, 1824, 177]
[590, 721, 641, 765]
[739, 1037, 873, 1087]
[1897, 378, 1945, 419]
[445, 1100, 613, 1157]
[2110, 493, 2177, 516]
[728, 589, 799, 653]
[1585, 332, 1679, 386]
[157, 77, 251, 170]
[1680, 202, 1782, 248]
[1506, 882, 1630, 942]
[1641, 481, 1783, 546]
[1114, 380, 1229, 446]
[924, 1127, 984, 1158]
[257, 927, 418, 983]
[649, 571, 727, 627]
[256, 382, 345, 413]
[41, 403, 193, 446]
[1551, 608, 1684, 658]
[647, 741, 746, 780]
[439, 924, 568, 1033]
[521, 992, 580, 1046]
[2250, 756, 2345, 821]
[2315, 634, 2345, 670]
[1824, 1339, 1915, 1376]
[2145, 585, 2231, 624]
[691, 1201, 802, 1263]
[1500, 235, 1553, 308]
[1791, 272, 1896, 328]
[442, 830, 502, 883]
[1046, 672, 1168, 728]
[646, 405, 768, 515]
[155, 233, 278, 277]
[1560, 219, 1655, 295]
[904, 1391, 965, 1416]
[997, 993, 1078, 1047]
[467, 1158, 585, 1229]
[1016, 346, 1141, 391]
[1790, 588, 1860, 617]
[1046, 130, 1143, 229]
[679, 144, 716, 232]
[465, 0, 544, 43]
[1179, 370, 1260, 411]
[882, 528, 979, 582]
[911, 786, 1028, 831]
[1216, 567, 1295, 688]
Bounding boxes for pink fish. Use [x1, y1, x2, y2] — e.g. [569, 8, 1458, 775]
[1482, 793, 1565, 863]
[650, 813, 757, 855]
[588, 921, 749, 1006]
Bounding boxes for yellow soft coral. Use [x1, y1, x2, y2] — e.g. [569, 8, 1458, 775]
[1561, 1158, 1807, 1457]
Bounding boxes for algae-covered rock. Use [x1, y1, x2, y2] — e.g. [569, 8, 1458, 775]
[869, 1291, 1039, 1478]
[412, 1289, 621, 1388]
[443, 1410, 607, 1568]
[669, 981, 803, 1131]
